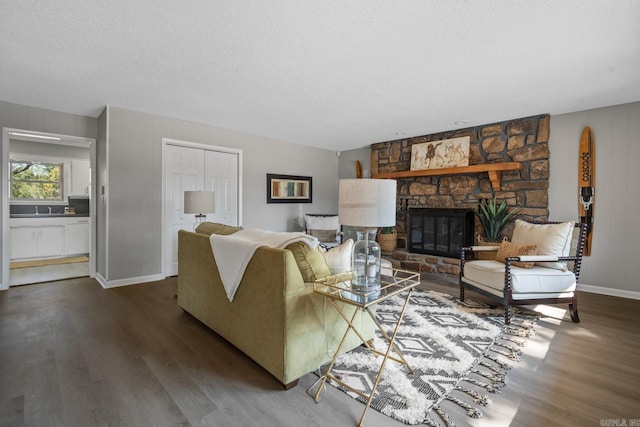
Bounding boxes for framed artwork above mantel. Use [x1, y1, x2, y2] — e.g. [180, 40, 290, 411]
[266, 173, 312, 203]
[410, 136, 470, 171]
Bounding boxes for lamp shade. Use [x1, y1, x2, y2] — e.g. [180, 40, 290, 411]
[338, 179, 396, 227]
[184, 191, 215, 214]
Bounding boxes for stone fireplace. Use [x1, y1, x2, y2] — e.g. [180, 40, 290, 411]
[370, 113, 550, 278]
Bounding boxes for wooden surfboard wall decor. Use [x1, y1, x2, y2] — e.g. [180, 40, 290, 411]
[578, 126, 595, 256]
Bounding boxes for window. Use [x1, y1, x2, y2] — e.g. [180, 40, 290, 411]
[10, 160, 64, 201]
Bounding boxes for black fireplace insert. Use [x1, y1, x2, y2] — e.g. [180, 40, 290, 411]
[409, 208, 474, 258]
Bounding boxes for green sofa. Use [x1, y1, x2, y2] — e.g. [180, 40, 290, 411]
[177, 225, 375, 389]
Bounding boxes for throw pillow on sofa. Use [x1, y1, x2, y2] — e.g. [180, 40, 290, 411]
[318, 240, 392, 276]
[286, 241, 332, 283]
[321, 239, 354, 275]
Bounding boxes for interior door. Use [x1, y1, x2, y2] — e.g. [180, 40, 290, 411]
[164, 144, 240, 277]
[205, 150, 239, 226]
[164, 145, 205, 277]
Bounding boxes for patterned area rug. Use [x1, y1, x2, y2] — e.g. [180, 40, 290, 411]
[320, 289, 538, 426]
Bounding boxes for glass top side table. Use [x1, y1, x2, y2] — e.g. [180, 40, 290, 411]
[310, 268, 421, 427]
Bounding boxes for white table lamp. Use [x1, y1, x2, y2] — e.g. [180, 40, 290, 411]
[184, 191, 215, 230]
[338, 179, 396, 301]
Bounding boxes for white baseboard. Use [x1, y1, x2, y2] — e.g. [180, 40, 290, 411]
[95, 272, 165, 289]
[577, 283, 640, 301]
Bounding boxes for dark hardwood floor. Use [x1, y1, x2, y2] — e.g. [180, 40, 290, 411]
[1, 275, 638, 427]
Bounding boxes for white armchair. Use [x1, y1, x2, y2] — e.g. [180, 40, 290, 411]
[459, 220, 587, 325]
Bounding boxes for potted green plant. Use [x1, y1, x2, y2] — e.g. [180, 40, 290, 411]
[377, 226, 397, 252]
[475, 197, 521, 243]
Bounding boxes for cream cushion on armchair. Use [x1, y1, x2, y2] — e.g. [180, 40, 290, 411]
[510, 220, 574, 270]
[462, 260, 577, 300]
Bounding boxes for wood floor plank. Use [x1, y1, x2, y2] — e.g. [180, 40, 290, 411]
[143, 350, 221, 426]
[22, 349, 64, 427]
[0, 395, 24, 427]
[0, 275, 638, 427]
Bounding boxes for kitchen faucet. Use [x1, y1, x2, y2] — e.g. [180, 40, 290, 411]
[35, 206, 39, 215]
[48, 207, 52, 214]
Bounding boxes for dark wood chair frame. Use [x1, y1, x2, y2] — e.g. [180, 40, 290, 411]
[459, 221, 587, 325]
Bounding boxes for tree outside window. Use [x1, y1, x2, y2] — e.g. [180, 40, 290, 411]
[11, 160, 64, 201]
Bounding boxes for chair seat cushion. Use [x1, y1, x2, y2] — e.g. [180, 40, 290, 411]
[463, 260, 576, 295]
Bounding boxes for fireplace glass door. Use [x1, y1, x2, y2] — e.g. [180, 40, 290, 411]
[409, 209, 474, 258]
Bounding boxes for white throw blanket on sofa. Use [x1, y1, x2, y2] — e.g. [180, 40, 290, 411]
[210, 229, 319, 301]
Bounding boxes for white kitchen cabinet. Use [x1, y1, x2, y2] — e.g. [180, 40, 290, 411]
[10, 222, 65, 260]
[10, 217, 90, 260]
[10, 226, 37, 259]
[37, 226, 66, 257]
[66, 218, 90, 255]
[71, 159, 90, 196]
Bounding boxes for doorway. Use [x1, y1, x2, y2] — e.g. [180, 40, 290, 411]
[1, 128, 96, 289]
[162, 139, 242, 277]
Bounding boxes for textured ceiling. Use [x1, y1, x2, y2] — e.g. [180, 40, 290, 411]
[1, 1, 639, 151]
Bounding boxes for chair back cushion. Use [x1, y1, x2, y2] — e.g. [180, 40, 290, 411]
[304, 214, 340, 243]
[510, 220, 574, 270]
[308, 229, 337, 243]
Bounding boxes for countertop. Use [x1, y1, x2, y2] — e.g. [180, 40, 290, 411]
[10, 213, 90, 218]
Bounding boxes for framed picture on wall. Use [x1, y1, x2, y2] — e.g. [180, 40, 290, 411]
[410, 136, 470, 171]
[266, 174, 312, 203]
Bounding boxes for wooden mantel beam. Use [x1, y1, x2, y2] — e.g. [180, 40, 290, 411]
[371, 162, 522, 191]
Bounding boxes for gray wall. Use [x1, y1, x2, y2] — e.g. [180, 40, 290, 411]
[338, 147, 371, 179]
[1, 100, 341, 286]
[0, 101, 97, 138]
[100, 106, 340, 282]
[0, 100, 97, 288]
[10, 139, 90, 159]
[96, 108, 107, 279]
[338, 147, 371, 241]
[549, 101, 640, 297]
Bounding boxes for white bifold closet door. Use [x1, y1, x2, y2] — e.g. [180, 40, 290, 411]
[164, 144, 238, 277]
